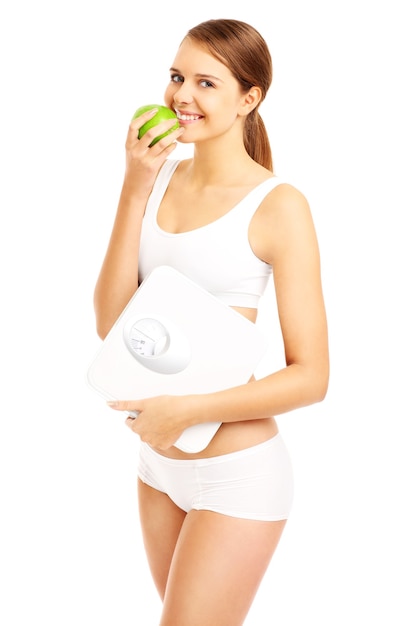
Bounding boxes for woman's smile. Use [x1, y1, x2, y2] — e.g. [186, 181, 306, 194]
[175, 110, 204, 123]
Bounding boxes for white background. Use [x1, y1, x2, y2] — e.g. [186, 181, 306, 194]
[1, 1, 416, 624]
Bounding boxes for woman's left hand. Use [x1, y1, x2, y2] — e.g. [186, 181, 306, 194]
[106, 395, 195, 450]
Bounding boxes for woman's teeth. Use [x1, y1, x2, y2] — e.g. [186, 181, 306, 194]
[176, 113, 201, 121]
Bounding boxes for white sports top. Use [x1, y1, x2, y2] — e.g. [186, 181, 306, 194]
[138, 159, 281, 308]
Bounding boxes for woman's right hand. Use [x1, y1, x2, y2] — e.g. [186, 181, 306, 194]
[123, 109, 183, 192]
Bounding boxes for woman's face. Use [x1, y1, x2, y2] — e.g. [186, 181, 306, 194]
[164, 38, 246, 144]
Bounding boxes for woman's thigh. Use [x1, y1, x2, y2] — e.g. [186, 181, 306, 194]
[137, 478, 186, 599]
[160, 509, 286, 626]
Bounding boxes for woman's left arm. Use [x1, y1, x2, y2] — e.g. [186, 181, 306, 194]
[195, 182, 329, 423]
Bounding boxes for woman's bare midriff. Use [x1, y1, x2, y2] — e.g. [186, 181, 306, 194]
[153, 305, 279, 460]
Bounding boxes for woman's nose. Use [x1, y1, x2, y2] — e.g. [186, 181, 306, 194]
[173, 81, 193, 104]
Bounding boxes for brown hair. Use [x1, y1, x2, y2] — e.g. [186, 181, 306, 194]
[185, 19, 273, 171]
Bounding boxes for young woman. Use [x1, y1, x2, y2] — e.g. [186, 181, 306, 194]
[94, 18, 329, 626]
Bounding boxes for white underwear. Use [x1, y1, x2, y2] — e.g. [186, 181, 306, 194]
[137, 434, 294, 521]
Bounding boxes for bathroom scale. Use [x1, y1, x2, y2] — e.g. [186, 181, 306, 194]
[86, 265, 269, 453]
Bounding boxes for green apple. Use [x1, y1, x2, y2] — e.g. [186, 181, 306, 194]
[132, 104, 179, 146]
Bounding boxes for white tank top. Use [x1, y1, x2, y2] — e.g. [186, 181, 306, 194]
[138, 159, 281, 308]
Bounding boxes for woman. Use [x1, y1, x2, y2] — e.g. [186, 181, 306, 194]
[94, 18, 329, 626]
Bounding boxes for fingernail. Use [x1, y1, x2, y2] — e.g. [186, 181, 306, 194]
[107, 401, 119, 408]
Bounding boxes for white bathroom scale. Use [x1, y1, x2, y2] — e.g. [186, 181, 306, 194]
[86, 265, 269, 453]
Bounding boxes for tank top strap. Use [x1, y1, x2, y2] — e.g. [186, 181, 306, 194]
[145, 159, 180, 219]
[228, 176, 281, 227]
[241, 176, 281, 208]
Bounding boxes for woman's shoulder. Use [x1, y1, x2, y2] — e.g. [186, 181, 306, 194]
[259, 179, 311, 218]
[251, 180, 318, 266]
[250, 179, 314, 256]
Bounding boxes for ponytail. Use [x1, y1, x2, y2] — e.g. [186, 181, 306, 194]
[244, 109, 273, 172]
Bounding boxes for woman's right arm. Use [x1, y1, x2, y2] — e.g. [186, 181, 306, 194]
[93, 110, 182, 339]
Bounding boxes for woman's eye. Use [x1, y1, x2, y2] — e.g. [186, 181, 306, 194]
[170, 74, 183, 83]
[200, 80, 214, 88]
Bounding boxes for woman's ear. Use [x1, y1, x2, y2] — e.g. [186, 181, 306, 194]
[238, 86, 262, 116]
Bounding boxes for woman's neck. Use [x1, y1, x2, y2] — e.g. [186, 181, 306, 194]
[186, 140, 257, 187]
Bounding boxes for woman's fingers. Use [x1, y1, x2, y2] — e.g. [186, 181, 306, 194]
[126, 114, 180, 149]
